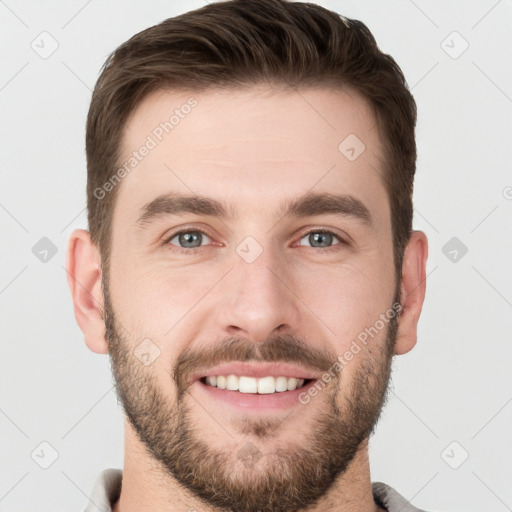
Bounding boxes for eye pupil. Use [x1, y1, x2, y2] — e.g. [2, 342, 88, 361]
[171, 230, 340, 252]
[179, 232, 202, 248]
[309, 232, 333, 248]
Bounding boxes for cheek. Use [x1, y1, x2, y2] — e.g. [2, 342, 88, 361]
[111, 257, 204, 321]
[108, 266, 206, 399]
[296, 258, 394, 349]
[109, 261, 216, 363]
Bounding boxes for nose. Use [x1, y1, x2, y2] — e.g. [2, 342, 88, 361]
[216, 243, 301, 344]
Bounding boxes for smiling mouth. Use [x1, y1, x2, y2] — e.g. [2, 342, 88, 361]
[200, 375, 313, 394]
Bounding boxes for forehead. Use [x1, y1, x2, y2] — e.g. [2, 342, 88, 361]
[114, 85, 388, 228]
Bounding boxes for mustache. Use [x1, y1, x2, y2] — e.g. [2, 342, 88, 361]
[172, 333, 338, 396]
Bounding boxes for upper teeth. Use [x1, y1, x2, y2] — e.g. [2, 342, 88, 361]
[205, 375, 306, 394]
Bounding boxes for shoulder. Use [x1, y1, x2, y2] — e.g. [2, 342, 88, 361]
[83, 468, 122, 512]
[372, 481, 431, 512]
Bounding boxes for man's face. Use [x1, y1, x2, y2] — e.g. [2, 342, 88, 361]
[104, 86, 399, 511]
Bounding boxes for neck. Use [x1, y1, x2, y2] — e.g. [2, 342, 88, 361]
[113, 422, 385, 512]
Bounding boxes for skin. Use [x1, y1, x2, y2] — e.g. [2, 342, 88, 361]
[67, 85, 428, 511]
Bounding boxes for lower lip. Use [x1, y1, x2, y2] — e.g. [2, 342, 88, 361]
[194, 379, 317, 411]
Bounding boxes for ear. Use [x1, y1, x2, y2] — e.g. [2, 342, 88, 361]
[394, 230, 428, 355]
[65, 229, 108, 354]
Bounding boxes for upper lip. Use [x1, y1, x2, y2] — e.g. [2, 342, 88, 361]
[189, 362, 321, 385]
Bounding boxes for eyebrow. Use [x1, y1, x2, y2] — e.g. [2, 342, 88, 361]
[136, 191, 373, 228]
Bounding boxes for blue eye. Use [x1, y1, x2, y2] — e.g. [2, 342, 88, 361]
[166, 229, 212, 252]
[298, 230, 344, 249]
[164, 228, 346, 255]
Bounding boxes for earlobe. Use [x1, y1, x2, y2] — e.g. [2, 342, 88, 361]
[66, 229, 109, 354]
[394, 230, 428, 355]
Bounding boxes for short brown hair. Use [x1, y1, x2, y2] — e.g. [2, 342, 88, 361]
[86, 0, 417, 281]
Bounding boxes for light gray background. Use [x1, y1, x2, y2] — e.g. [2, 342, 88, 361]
[1, 1, 511, 511]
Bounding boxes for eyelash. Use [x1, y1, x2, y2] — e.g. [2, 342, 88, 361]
[163, 227, 348, 255]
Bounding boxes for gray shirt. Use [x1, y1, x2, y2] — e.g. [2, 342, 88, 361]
[83, 468, 429, 512]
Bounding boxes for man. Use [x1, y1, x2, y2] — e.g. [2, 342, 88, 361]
[66, 0, 429, 510]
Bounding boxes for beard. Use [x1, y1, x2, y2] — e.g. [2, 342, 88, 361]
[103, 276, 400, 512]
